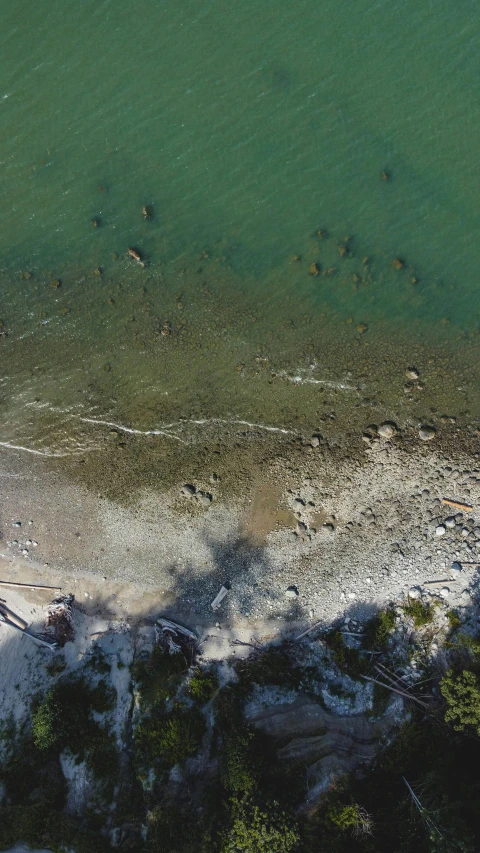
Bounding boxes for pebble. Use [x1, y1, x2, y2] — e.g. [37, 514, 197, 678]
[440, 587, 450, 598]
[285, 586, 299, 598]
[450, 562, 462, 577]
[12, 521, 21, 528]
[198, 493, 212, 507]
[378, 421, 397, 439]
[445, 517, 456, 528]
[293, 498, 305, 509]
[181, 484, 196, 497]
[347, 592, 356, 599]
[419, 426, 436, 441]
[408, 587, 421, 599]
[461, 528, 470, 538]
[435, 525, 446, 537]
[406, 368, 419, 380]
[310, 436, 320, 448]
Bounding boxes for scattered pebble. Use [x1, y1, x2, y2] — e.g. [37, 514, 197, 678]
[419, 426, 436, 441]
[285, 586, 299, 599]
[181, 484, 196, 497]
[197, 492, 212, 507]
[445, 517, 456, 528]
[408, 587, 421, 599]
[435, 525, 446, 537]
[378, 422, 397, 439]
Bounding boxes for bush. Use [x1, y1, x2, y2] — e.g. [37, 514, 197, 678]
[221, 797, 299, 853]
[135, 704, 206, 770]
[236, 647, 302, 691]
[362, 607, 396, 651]
[441, 669, 480, 735]
[188, 667, 219, 704]
[31, 677, 117, 780]
[403, 599, 434, 627]
[132, 646, 186, 707]
[221, 730, 260, 794]
[326, 802, 373, 837]
[323, 630, 369, 677]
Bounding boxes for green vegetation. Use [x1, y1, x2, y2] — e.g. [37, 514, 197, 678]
[5, 610, 480, 853]
[362, 606, 396, 651]
[403, 599, 434, 627]
[441, 669, 480, 735]
[188, 666, 219, 703]
[323, 629, 369, 677]
[0, 687, 114, 853]
[447, 609, 463, 631]
[132, 645, 186, 706]
[31, 677, 117, 779]
[325, 802, 372, 836]
[135, 704, 206, 771]
[221, 797, 299, 853]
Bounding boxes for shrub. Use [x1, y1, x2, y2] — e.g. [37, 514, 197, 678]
[221, 797, 299, 853]
[403, 599, 434, 627]
[31, 677, 117, 780]
[447, 609, 462, 631]
[188, 667, 219, 704]
[362, 607, 396, 651]
[323, 630, 369, 677]
[221, 730, 260, 794]
[326, 802, 373, 837]
[135, 704, 206, 769]
[131, 646, 186, 707]
[441, 669, 480, 735]
[236, 647, 301, 690]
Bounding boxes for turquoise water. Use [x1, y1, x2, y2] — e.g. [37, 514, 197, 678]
[1, 0, 480, 459]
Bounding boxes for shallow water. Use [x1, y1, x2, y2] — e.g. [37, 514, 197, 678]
[1, 0, 480, 460]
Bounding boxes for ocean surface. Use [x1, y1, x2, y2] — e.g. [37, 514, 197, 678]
[1, 0, 480, 464]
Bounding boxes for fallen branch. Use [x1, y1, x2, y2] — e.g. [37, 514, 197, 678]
[0, 580, 62, 591]
[0, 602, 28, 629]
[0, 619, 56, 650]
[360, 675, 429, 709]
[441, 498, 473, 512]
[294, 620, 323, 641]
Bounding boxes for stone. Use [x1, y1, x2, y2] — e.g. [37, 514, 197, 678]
[435, 525, 446, 536]
[181, 484, 196, 497]
[450, 562, 462, 577]
[408, 587, 421, 599]
[419, 426, 436, 441]
[198, 492, 213, 507]
[445, 517, 456, 528]
[293, 498, 305, 509]
[285, 586, 299, 598]
[378, 422, 397, 439]
[347, 592, 356, 599]
[440, 587, 450, 598]
[310, 436, 320, 448]
[406, 368, 419, 380]
[12, 521, 21, 527]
